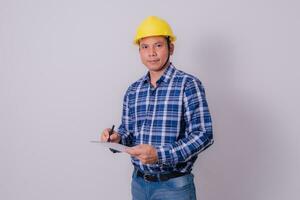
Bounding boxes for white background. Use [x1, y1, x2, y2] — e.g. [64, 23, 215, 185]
[1, 0, 299, 199]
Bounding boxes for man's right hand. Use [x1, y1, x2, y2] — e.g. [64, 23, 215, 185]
[100, 128, 121, 143]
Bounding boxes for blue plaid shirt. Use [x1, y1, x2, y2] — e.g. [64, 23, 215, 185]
[118, 64, 213, 174]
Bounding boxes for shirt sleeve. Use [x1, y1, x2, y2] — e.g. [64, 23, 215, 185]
[156, 79, 214, 165]
[117, 86, 134, 147]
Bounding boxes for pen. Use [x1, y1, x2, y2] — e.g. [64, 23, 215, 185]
[107, 125, 119, 153]
[107, 125, 115, 142]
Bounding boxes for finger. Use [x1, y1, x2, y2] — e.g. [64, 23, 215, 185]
[105, 129, 110, 135]
[125, 148, 136, 155]
[105, 129, 113, 142]
[100, 129, 110, 141]
[139, 157, 148, 164]
[100, 133, 107, 141]
[126, 148, 142, 156]
[110, 133, 119, 141]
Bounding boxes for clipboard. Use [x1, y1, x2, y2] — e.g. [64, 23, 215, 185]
[90, 141, 128, 152]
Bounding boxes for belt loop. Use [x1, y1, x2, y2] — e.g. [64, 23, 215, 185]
[133, 168, 138, 177]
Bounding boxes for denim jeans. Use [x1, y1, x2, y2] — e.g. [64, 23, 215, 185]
[131, 170, 197, 200]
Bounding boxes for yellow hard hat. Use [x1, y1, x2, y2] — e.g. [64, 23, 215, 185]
[134, 16, 176, 45]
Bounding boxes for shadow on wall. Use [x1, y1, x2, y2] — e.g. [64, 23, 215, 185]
[191, 35, 282, 200]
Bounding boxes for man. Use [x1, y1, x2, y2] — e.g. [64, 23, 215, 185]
[101, 16, 213, 200]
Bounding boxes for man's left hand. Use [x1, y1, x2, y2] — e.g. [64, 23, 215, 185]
[125, 144, 158, 164]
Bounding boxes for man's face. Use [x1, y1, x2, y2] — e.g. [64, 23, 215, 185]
[139, 36, 174, 72]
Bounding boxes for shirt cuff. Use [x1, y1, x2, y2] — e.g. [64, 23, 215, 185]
[120, 134, 128, 145]
[156, 144, 177, 166]
[118, 128, 133, 147]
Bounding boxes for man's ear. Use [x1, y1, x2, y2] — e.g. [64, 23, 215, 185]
[169, 43, 175, 55]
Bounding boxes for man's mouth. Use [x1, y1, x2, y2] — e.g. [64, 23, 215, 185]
[148, 59, 160, 64]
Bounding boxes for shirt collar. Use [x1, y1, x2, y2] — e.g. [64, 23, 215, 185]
[142, 63, 176, 85]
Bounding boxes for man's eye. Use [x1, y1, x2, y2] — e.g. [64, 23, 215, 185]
[157, 43, 165, 48]
[141, 45, 148, 49]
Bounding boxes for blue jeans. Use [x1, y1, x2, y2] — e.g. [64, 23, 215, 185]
[131, 170, 197, 200]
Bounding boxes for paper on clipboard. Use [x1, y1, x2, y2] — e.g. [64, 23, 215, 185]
[90, 141, 128, 152]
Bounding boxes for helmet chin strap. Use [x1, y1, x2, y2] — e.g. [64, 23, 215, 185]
[160, 36, 171, 69]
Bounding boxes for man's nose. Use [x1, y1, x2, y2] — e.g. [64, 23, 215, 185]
[149, 47, 157, 57]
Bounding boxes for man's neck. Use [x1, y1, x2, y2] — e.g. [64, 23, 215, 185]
[149, 62, 170, 88]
